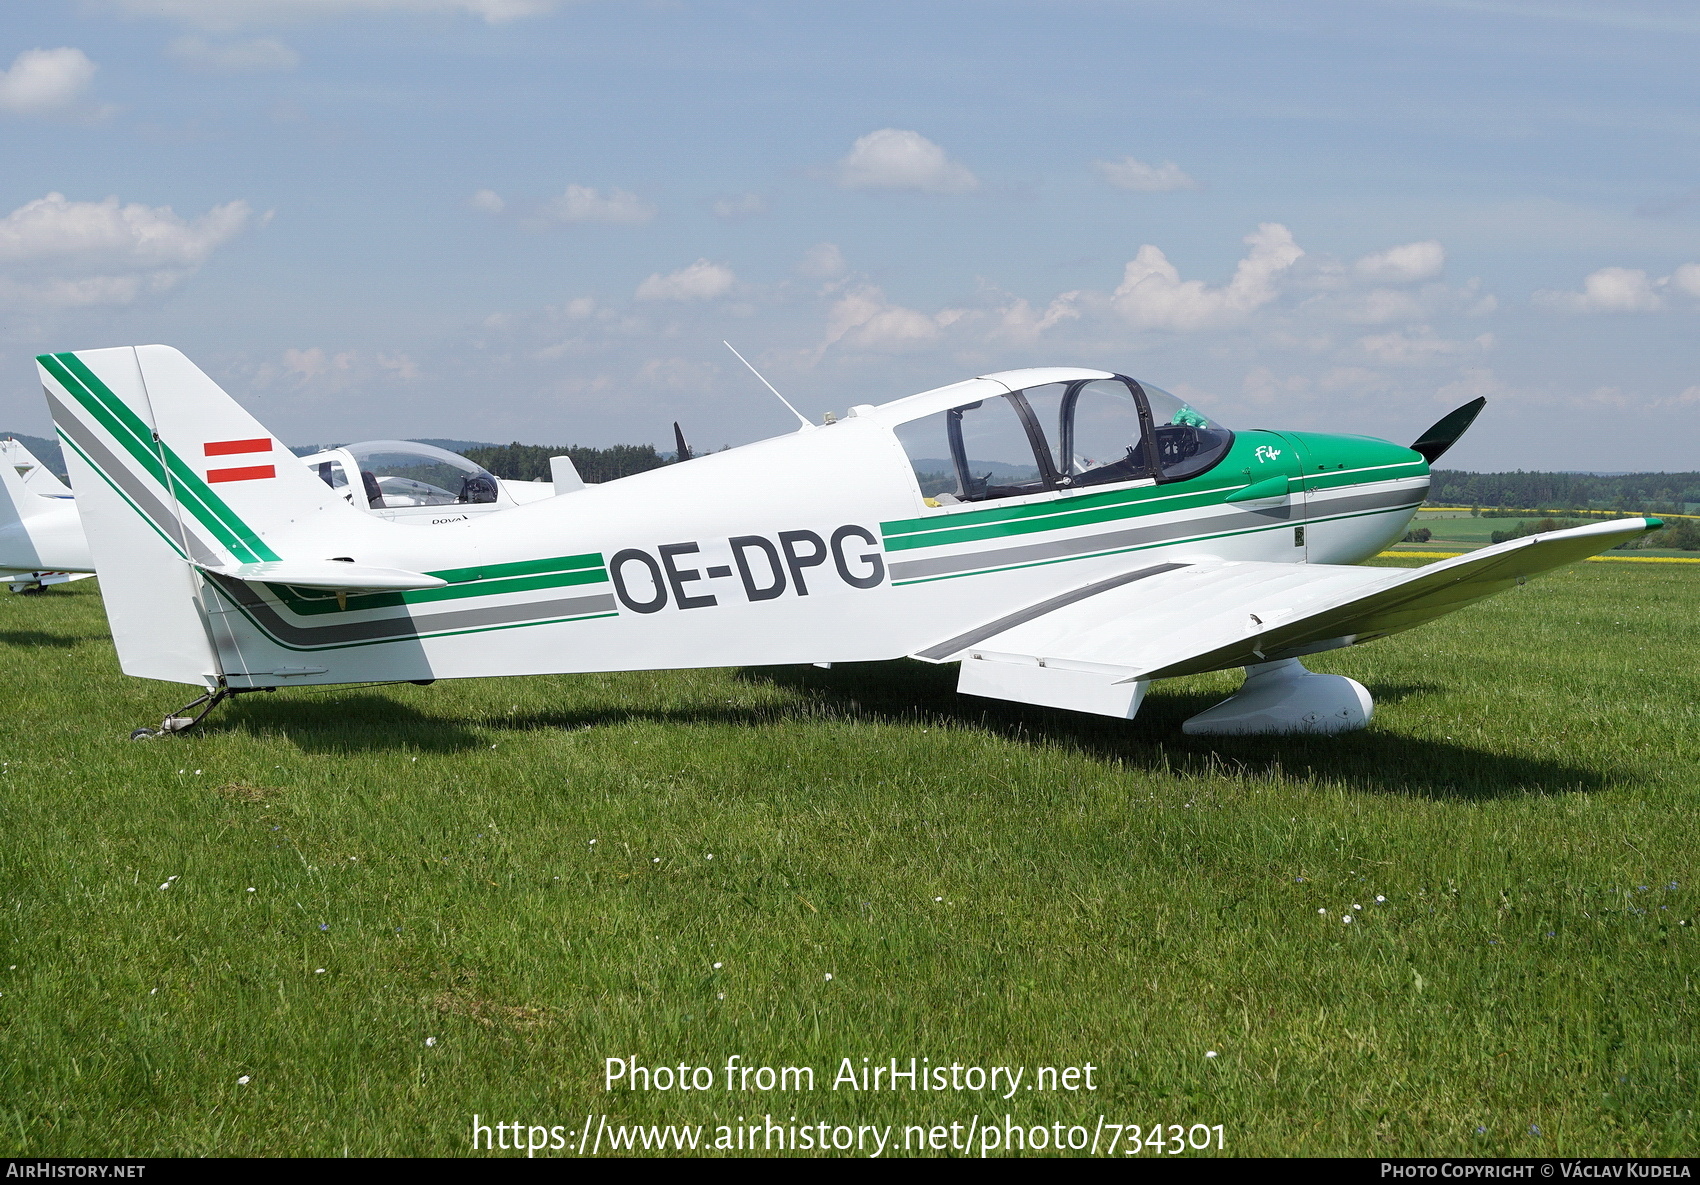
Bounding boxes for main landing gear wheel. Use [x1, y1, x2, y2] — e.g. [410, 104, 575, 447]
[129, 727, 159, 741]
[1182, 658, 1372, 736]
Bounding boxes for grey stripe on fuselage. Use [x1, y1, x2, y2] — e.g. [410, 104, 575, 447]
[889, 482, 1427, 583]
[206, 573, 618, 647]
[47, 390, 226, 567]
[914, 562, 1188, 661]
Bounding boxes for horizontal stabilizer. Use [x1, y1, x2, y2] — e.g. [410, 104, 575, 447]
[916, 518, 1659, 685]
[199, 559, 447, 591]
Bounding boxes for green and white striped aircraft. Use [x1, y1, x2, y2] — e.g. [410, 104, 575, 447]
[38, 346, 1658, 738]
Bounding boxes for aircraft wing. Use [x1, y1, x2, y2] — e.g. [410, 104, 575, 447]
[912, 518, 1658, 682]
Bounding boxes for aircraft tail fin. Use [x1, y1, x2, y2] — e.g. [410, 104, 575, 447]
[0, 436, 92, 576]
[37, 345, 372, 684]
[0, 438, 70, 509]
[0, 441, 55, 550]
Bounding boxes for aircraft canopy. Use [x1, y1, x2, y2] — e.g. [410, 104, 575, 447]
[303, 440, 501, 510]
[891, 373, 1233, 505]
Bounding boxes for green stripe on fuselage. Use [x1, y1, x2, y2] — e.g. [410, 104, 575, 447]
[266, 554, 609, 616]
[883, 481, 1237, 551]
[429, 552, 605, 585]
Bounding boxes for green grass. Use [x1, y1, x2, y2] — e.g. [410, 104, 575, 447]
[1409, 511, 1524, 545]
[1, 562, 1696, 1157]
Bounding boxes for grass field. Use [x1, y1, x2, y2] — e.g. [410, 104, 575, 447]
[1, 561, 1695, 1158]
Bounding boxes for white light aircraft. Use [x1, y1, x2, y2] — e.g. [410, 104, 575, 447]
[0, 437, 96, 593]
[37, 346, 1658, 738]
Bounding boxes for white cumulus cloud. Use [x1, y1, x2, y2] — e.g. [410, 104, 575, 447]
[1533, 266, 1665, 312]
[1353, 240, 1445, 283]
[635, 259, 735, 301]
[992, 293, 1083, 344]
[1358, 326, 1493, 364]
[167, 36, 300, 72]
[1668, 263, 1700, 298]
[0, 49, 98, 117]
[0, 192, 256, 308]
[835, 129, 978, 194]
[249, 346, 420, 392]
[821, 285, 963, 352]
[543, 185, 655, 225]
[467, 188, 505, 214]
[797, 242, 847, 280]
[97, 0, 560, 28]
[1111, 223, 1304, 331]
[1093, 156, 1199, 192]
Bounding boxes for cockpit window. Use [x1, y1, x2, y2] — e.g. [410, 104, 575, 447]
[341, 440, 501, 508]
[1137, 383, 1233, 481]
[895, 396, 1051, 505]
[894, 374, 1233, 507]
[1033, 379, 1151, 489]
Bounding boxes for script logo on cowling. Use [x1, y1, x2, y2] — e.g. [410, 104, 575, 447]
[1254, 445, 1283, 463]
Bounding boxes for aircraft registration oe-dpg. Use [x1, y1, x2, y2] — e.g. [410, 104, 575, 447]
[37, 346, 1660, 739]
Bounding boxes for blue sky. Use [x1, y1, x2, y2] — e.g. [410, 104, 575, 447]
[2, 0, 1698, 469]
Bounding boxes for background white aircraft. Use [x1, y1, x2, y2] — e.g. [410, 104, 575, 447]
[38, 346, 1657, 739]
[0, 435, 565, 593]
[0, 437, 95, 594]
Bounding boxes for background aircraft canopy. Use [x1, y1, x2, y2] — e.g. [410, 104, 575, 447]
[306, 440, 501, 509]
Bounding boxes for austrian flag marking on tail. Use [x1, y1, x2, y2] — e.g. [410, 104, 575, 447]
[203, 437, 275, 483]
[206, 464, 276, 483]
[204, 437, 272, 457]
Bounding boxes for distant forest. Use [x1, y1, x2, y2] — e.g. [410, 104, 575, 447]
[1428, 470, 1700, 513]
[3, 433, 63, 474]
[461, 442, 671, 484]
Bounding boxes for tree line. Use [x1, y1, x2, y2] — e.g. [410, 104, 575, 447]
[454, 443, 673, 484]
[1486, 516, 1700, 551]
[1428, 469, 1700, 514]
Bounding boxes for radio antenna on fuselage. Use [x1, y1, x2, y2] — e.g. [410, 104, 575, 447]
[723, 341, 813, 431]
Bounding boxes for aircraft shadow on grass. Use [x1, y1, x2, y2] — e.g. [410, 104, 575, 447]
[0, 629, 91, 649]
[204, 660, 1606, 798]
[221, 693, 485, 754]
[737, 660, 1609, 801]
